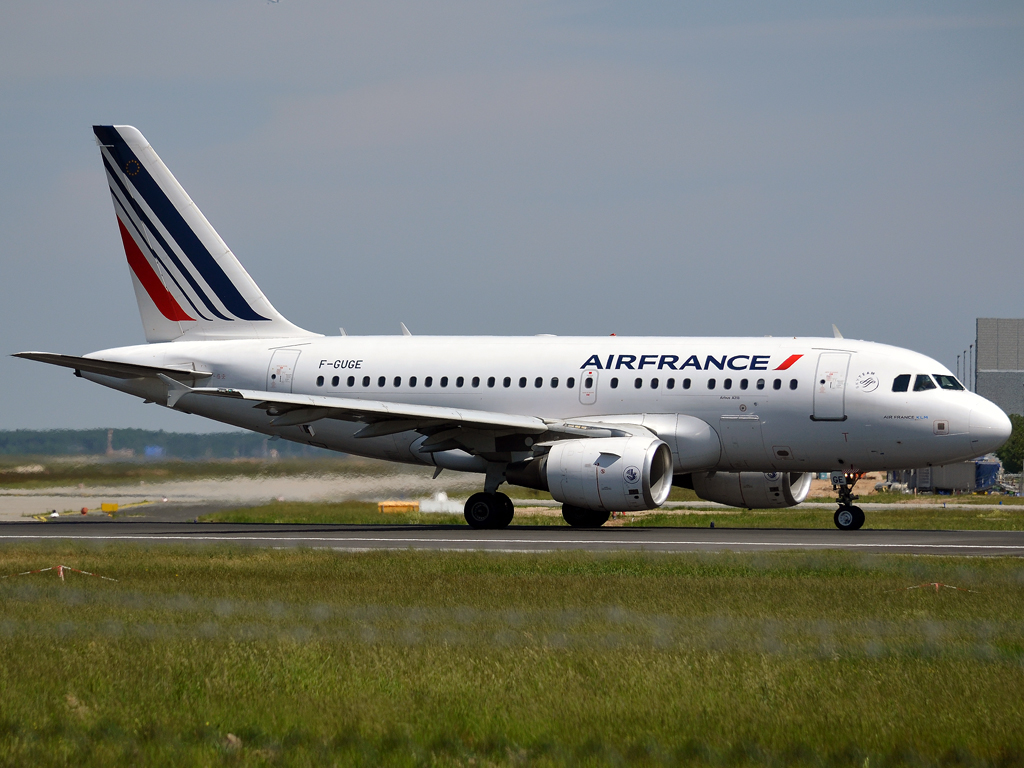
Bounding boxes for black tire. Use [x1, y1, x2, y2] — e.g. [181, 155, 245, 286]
[850, 506, 865, 530]
[464, 492, 513, 529]
[834, 505, 859, 531]
[561, 504, 611, 528]
[496, 492, 515, 528]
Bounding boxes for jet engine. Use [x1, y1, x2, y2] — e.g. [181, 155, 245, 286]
[690, 471, 812, 509]
[506, 436, 673, 512]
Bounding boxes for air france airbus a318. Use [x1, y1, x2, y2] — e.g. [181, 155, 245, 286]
[16, 126, 1013, 530]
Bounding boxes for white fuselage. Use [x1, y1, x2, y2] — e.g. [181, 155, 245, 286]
[80, 334, 1011, 477]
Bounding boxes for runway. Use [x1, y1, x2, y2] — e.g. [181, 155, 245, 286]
[1, 521, 1023, 556]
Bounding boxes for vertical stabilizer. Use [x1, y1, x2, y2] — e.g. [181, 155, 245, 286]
[93, 125, 318, 342]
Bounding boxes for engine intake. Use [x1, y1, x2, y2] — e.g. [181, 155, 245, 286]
[690, 471, 812, 509]
[506, 436, 673, 512]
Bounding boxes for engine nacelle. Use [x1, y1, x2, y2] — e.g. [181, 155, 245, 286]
[691, 471, 812, 509]
[506, 436, 673, 512]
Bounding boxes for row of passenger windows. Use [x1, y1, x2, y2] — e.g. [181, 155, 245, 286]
[607, 376, 797, 391]
[316, 375, 579, 389]
[892, 374, 965, 393]
[314, 373, 799, 392]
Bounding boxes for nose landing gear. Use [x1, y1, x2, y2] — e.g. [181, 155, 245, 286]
[831, 471, 865, 531]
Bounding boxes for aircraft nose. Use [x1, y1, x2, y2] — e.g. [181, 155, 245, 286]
[969, 402, 1013, 456]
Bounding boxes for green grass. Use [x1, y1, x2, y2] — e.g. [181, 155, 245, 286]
[0, 546, 1022, 766]
[200, 501, 565, 526]
[200, 500, 1024, 531]
[0, 456, 410, 489]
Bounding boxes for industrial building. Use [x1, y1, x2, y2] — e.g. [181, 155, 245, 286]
[976, 318, 1024, 416]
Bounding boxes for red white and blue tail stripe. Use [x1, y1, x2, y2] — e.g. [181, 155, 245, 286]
[94, 125, 316, 342]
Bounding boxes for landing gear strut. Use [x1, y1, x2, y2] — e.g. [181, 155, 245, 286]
[464, 492, 514, 529]
[831, 471, 865, 531]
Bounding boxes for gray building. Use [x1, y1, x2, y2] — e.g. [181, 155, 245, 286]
[976, 318, 1024, 416]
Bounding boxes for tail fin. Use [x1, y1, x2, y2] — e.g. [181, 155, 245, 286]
[93, 125, 318, 342]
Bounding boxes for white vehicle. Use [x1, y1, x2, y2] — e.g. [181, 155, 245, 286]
[16, 126, 1013, 530]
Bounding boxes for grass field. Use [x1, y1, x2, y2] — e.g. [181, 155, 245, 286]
[199, 499, 1024, 531]
[0, 455, 411, 490]
[0, 545, 1021, 766]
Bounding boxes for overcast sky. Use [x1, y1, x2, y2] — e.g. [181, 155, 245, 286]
[1, 2, 1021, 431]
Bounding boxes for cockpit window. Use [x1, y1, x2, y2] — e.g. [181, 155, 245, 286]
[933, 374, 965, 391]
[913, 374, 937, 392]
[892, 374, 911, 392]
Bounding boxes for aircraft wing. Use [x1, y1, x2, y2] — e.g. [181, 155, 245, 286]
[182, 386, 641, 454]
[13, 352, 213, 383]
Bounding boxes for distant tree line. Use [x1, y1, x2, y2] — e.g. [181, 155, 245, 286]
[0, 429, 338, 459]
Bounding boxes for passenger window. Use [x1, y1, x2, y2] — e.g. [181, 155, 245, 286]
[610, 378, 619, 389]
[756, 379, 765, 390]
[440, 376, 448, 387]
[534, 377, 543, 388]
[789, 379, 798, 390]
[378, 376, 386, 387]
[650, 378, 659, 389]
[425, 376, 433, 388]
[740, 379, 748, 390]
[708, 379, 716, 390]
[892, 374, 911, 392]
[472, 376, 480, 387]
[362, 376, 370, 387]
[933, 374, 964, 391]
[584, 376, 593, 388]
[634, 378, 642, 389]
[567, 377, 575, 388]
[456, 376, 464, 388]
[503, 377, 511, 388]
[914, 374, 937, 392]
[773, 379, 781, 390]
[316, 376, 324, 387]
[393, 376, 401, 387]
[723, 378, 732, 390]
[409, 376, 417, 387]
[666, 378, 675, 389]
[487, 377, 495, 388]
[683, 378, 691, 389]
[550, 377, 559, 388]
[519, 377, 527, 388]
[347, 376, 355, 387]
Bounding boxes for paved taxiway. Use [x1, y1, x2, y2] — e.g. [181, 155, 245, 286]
[1, 521, 1022, 556]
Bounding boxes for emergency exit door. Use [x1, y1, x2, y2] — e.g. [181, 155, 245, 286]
[267, 348, 301, 393]
[812, 352, 850, 421]
[579, 369, 598, 405]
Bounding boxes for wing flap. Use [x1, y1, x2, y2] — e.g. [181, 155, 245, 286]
[187, 387, 550, 434]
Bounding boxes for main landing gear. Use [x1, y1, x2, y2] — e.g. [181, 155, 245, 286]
[464, 492, 515, 529]
[831, 471, 865, 531]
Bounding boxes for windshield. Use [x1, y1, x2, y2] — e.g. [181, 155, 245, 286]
[913, 374, 937, 392]
[933, 374, 965, 391]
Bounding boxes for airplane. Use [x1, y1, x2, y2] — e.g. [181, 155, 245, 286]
[15, 126, 1013, 531]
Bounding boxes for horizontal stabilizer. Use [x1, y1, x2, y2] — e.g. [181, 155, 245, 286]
[13, 352, 212, 382]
